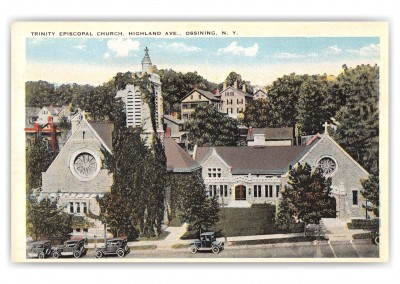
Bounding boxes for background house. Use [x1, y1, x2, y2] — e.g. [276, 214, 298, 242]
[180, 88, 221, 121]
[219, 81, 253, 119]
[163, 114, 186, 144]
[247, 127, 294, 146]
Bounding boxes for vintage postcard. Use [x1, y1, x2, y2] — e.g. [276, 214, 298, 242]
[11, 22, 388, 262]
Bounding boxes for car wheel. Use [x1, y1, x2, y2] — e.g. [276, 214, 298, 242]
[94, 250, 103, 258]
[374, 236, 380, 245]
[74, 250, 82, 258]
[117, 249, 125, 257]
[38, 252, 45, 259]
[190, 246, 198, 254]
[52, 251, 60, 259]
[212, 246, 220, 254]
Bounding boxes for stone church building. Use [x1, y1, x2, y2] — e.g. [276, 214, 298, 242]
[37, 48, 370, 239]
[39, 48, 198, 238]
[194, 130, 369, 220]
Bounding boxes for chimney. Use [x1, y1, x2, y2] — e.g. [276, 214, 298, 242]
[223, 81, 227, 90]
[192, 144, 198, 160]
[49, 119, 56, 152]
[234, 80, 238, 89]
[242, 84, 247, 93]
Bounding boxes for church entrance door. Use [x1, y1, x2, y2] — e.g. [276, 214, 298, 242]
[235, 185, 246, 200]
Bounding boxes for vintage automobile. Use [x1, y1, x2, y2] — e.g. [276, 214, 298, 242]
[26, 240, 53, 259]
[189, 232, 224, 254]
[372, 231, 380, 245]
[52, 238, 87, 258]
[94, 237, 130, 258]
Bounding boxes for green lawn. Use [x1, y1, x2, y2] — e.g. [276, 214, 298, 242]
[181, 204, 303, 239]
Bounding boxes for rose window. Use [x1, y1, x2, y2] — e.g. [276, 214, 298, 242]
[318, 157, 337, 175]
[73, 153, 97, 178]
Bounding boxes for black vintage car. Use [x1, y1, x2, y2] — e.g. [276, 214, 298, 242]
[26, 240, 53, 259]
[190, 232, 224, 254]
[94, 237, 130, 258]
[52, 238, 87, 258]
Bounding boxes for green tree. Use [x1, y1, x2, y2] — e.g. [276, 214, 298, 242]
[81, 81, 119, 121]
[276, 163, 336, 226]
[185, 104, 239, 146]
[361, 175, 379, 217]
[26, 138, 54, 193]
[99, 72, 167, 239]
[267, 73, 306, 128]
[241, 99, 271, 127]
[296, 75, 332, 135]
[25, 80, 56, 107]
[220, 71, 254, 94]
[26, 197, 73, 241]
[331, 64, 379, 175]
[167, 172, 219, 232]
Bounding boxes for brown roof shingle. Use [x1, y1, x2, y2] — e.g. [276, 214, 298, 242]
[195, 145, 310, 175]
[164, 137, 201, 172]
[247, 127, 294, 141]
[88, 121, 114, 151]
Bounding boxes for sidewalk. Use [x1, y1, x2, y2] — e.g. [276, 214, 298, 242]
[129, 224, 304, 250]
[85, 223, 313, 250]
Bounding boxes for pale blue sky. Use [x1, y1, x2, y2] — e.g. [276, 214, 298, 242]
[26, 37, 380, 86]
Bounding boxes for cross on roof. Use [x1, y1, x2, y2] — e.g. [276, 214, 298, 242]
[323, 121, 330, 135]
[144, 46, 149, 54]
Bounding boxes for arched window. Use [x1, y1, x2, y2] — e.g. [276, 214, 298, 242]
[235, 185, 247, 200]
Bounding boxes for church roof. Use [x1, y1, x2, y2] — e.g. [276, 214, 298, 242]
[164, 137, 201, 172]
[88, 121, 114, 151]
[195, 145, 310, 175]
[247, 127, 294, 141]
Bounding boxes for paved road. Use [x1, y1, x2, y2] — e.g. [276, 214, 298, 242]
[80, 240, 379, 260]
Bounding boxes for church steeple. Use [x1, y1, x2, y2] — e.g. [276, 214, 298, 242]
[141, 47, 152, 73]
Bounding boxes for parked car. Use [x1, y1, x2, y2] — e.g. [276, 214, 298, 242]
[52, 238, 87, 258]
[189, 232, 224, 254]
[94, 237, 130, 258]
[26, 240, 52, 259]
[372, 232, 380, 245]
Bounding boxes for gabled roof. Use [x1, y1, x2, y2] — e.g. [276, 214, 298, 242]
[164, 114, 184, 125]
[164, 137, 201, 172]
[195, 145, 310, 175]
[254, 89, 267, 95]
[181, 88, 221, 102]
[88, 121, 114, 152]
[220, 86, 253, 98]
[247, 127, 294, 141]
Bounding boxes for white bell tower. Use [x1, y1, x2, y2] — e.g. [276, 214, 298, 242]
[115, 48, 164, 144]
